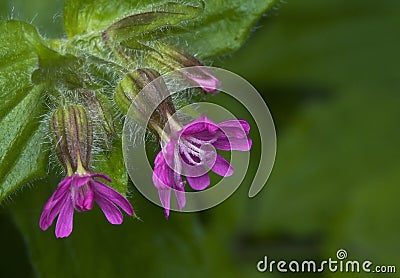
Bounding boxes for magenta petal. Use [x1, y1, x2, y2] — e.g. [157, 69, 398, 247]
[153, 150, 187, 216]
[181, 155, 210, 177]
[55, 196, 74, 238]
[40, 194, 68, 231]
[181, 116, 219, 136]
[39, 207, 54, 231]
[96, 194, 124, 225]
[153, 151, 173, 189]
[173, 184, 186, 211]
[51, 177, 73, 202]
[94, 181, 134, 216]
[39, 180, 71, 231]
[213, 137, 252, 151]
[185, 131, 217, 142]
[187, 173, 210, 190]
[210, 154, 234, 177]
[218, 120, 250, 137]
[158, 188, 171, 218]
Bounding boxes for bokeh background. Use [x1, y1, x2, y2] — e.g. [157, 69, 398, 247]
[1, 0, 399, 277]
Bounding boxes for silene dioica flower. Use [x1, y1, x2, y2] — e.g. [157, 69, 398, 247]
[153, 115, 252, 217]
[39, 105, 133, 238]
[115, 68, 252, 217]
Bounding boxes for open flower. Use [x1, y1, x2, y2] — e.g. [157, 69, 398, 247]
[40, 173, 134, 238]
[152, 115, 252, 217]
[40, 104, 133, 237]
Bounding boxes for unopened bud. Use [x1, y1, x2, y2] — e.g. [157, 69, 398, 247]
[114, 68, 176, 132]
[51, 105, 93, 174]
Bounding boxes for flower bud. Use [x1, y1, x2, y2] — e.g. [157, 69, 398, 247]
[51, 105, 93, 174]
[147, 44, 220, 92]
[114, 68, 176, 132]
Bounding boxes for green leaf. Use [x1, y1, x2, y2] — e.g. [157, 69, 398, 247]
[63, 0, 278, 58]
[0, 21, 48, 201]
[63, 0, 156, 38]
[0, 21, 39, 119]
[176, 0, 278, 58]
[27, 37, 103, 91]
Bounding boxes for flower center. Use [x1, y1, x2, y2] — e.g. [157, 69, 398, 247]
[179, 136, 217, 166]
[71, 183, 94, 212]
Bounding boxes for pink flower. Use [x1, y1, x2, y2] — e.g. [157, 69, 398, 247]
[40, 173, 134, 238]
[152, 116, 252, 217]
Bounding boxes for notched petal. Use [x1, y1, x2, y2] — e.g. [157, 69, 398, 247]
[55, 196, 74, 238]
[96, 194, 124, 225]
[186, 173, 210, 191]
[94, 181, 134, 216]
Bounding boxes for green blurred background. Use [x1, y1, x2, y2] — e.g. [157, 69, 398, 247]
[1, 0, 399, 277]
